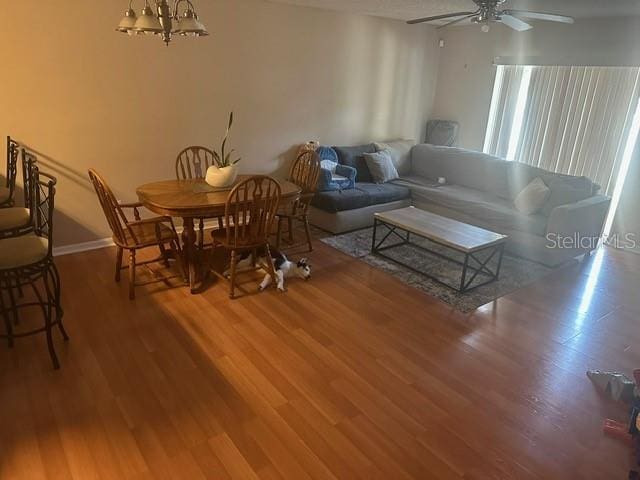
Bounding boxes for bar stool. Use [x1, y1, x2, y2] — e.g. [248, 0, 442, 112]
[0, 164, 68, 369]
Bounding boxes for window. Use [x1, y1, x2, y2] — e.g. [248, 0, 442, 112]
[484, 64, 640, 235]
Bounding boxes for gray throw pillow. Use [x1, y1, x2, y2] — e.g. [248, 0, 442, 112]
[541, 179, 592, 216]
[363, 150, 399, 184]
[514, 177, 550, 215]
[373, 139, 415, 176]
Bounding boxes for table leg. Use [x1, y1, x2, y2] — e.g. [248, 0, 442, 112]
[182, 217, 198, 294]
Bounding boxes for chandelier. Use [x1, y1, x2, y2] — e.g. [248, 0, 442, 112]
[116, 0, 208, 46]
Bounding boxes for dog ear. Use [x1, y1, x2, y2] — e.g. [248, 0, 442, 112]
[297, 258, 308, 267]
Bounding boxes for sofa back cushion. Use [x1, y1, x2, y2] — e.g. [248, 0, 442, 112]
[373, 139, 415, 176]
[540, 179, 594, 216]
[508, 163, 597, 200]
[333, 144, 376, 183]
[410, 144, 511, 198]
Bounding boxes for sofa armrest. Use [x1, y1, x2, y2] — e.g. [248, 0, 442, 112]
[546, 195, 611, 243]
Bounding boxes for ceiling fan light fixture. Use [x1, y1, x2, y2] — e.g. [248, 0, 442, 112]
[406, 0, 575, 33]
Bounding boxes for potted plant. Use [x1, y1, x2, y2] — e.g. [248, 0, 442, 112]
[205, 112, 241, 188]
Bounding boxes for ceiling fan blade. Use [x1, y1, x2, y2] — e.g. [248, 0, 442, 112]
[500, 14, 533, 31]
[437, 13, 477, 29]
[407, 11, 476, 25]
[503, 10, 575, 24]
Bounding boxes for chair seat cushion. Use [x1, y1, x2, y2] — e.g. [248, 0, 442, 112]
[0, 234, 48, 269]
[0, 207, 30, 231]
[0, 186, 10, 204]
[124, 222, 176, 247]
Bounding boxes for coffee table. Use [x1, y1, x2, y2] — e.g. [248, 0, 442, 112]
[372, 207, 508, 293]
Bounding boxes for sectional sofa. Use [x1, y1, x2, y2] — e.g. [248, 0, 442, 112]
[308, 141, 612, 266]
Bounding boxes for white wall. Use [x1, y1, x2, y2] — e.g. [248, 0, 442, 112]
[0, 0, 439, 246]
[431, 17, 640, 248]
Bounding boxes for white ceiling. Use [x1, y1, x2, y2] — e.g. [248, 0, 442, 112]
[267, 0, 640, 22]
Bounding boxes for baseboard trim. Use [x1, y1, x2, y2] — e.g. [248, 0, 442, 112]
[53, 237, 115, 257]
[52, 219, 222, 257]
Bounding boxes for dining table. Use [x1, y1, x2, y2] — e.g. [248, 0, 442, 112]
[136, 175, 301, 293]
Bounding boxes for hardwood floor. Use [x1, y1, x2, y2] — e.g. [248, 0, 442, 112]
[2, 240, 640, 479]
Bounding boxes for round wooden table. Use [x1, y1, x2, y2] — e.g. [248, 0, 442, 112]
[136, 176, 301, 293]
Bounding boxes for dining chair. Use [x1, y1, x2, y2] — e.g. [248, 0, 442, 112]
[0, 164, 69, 369]
[276, 150, 321, 252]
[211, 175, 281, 299]
[0, 136, 19, 208]
[88, 169, 185, 300]
[175, 146, 222, 250]
[0, 149, 37, 239]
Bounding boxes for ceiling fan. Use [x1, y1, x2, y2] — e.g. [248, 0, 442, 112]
[407, 0, 575, 32]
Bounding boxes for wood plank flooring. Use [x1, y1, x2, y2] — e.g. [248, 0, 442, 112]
[1, 240, 640, 479]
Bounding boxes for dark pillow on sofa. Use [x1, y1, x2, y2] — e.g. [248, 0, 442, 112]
[541, 179, 593, 216]
[333, 144, 376, 183]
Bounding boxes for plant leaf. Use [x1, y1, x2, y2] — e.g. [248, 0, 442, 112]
[212, 151, 221, 167]
[220, 136, 227, 164]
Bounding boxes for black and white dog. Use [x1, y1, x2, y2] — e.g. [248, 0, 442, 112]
[225, 248, 311, 292]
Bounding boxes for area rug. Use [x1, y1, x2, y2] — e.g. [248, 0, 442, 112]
[320, 227, 562, 313]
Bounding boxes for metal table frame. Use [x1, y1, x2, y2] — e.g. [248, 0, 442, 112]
[371, 217, 506, 293]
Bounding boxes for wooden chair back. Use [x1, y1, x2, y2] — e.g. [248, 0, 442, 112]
[224, 176, 281, 249]
[32, 165, 57, 259]
[176, 146, 216, 180]
[88, 169, 131, 246]
[3, 136, 19, 205]
[289, 150, 321, 214]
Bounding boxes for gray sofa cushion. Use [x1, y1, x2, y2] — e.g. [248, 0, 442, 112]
[311, 182, 410, 213]
[333, 144, 376, 183]
[508, 163, 597, 201]
[410, 144, 511, 199]
[392, 176, 548, 236]
[540, 178, 593, 217]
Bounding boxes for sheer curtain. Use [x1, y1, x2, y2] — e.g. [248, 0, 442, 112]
[484, 65, 640, 195]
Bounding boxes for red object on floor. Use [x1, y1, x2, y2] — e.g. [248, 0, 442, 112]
[604, 419, 633, 445]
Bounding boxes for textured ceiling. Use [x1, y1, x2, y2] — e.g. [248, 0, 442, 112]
[266, 0, 640, 21]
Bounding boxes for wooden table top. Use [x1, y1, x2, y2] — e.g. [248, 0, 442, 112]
[374, 206, 508, 253]
[136, 176, 301, 218]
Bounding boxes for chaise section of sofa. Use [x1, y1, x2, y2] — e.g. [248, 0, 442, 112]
[399, 144, 611, 266]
